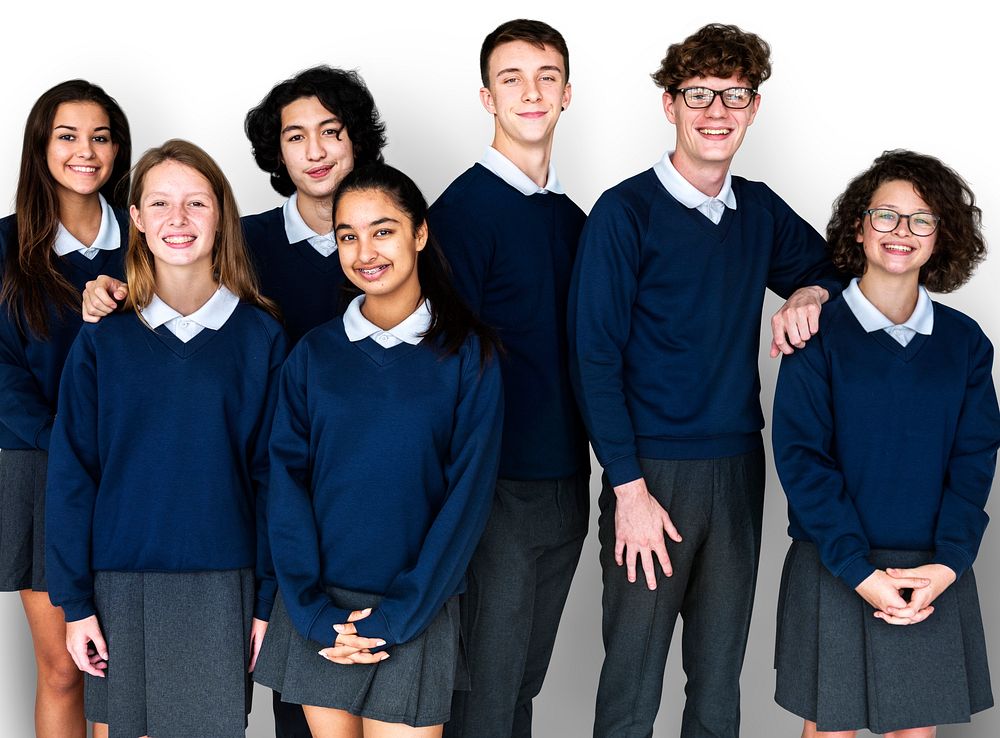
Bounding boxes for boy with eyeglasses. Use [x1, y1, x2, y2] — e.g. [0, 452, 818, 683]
[568, 23, 844, 737]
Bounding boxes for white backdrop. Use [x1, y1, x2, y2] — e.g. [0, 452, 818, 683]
[2, 1, 997, 736]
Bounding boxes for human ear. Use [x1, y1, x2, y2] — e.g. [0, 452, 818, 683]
[129, 204, 145, 233]
[415, 220, 428, 252]
[479, 87, 496, 115]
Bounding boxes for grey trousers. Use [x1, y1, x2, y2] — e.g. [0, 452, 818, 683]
[593, 449, 766, 738]
[445, 473, 589, 738]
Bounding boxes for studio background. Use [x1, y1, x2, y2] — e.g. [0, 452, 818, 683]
[2, 1, 996, 736]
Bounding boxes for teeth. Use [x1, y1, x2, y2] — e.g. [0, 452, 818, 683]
[164, 236, 195, 244]
[69, 166, 97, 173]
[360, 266, 386, 275]
[884, 244, 913, 253]
[699, 128, 730, 135]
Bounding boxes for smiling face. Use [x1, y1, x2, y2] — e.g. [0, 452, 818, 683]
[480, 40, 571, 154]
[857, 179, 937, 286]
[46, 101, 118, 201]
[663, 74, 760, 183]
[279, 95, 354, 202]
[335, 188, 427, 306]
[130, 160, 219, 272]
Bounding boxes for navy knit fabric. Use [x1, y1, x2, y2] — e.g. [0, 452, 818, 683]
[569, 170, 843, 486]
[242, 207, 347, 346]
[773, 296, 1000, 588]
[428, 164, 588, 480]
[45, 304, 287, 621]
[0, 212, 128, 450]
[268, 319, 503, 648]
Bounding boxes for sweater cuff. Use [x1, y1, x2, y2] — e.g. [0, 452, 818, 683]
[306, 601, 351, 647]
[837, 554, 876, 590]
[33, 419, 53, 451]
[932, 545, 969, 581]
[353, 607, 396, 649]
[59, 597, 97, 623]
[603, 455, 643, 488]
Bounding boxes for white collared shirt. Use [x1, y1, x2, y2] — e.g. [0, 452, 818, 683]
[478, 146, 565, 196]
[283, 192, 338, 257]
[53, 194, 121, 260]
[842, 278, 934, 347]
[343, 295, 431, 348]
[653, 150, 737, 225]
[140, 285, 240, 343]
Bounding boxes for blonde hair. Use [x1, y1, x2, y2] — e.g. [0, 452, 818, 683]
[125, 139, 279, 320]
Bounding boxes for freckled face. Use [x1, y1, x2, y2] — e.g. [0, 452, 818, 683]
[279, 95, 354, 200]
[130, 160, 219, 272]
[46, 101, 119, 199]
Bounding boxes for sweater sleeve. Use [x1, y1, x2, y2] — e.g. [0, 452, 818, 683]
[427, 200, 493, 314]
[267, 345, 352, 645]
[250, 326, 289, 620]
[352, 341, 504, 647]
[44, 329, 101, 621]
[0, 308, 54, 449]
[568, 192, 644, 487]
[763, 186, 844, 301]
[932, 331, 1000, 577]
[772, 337, 875, 588]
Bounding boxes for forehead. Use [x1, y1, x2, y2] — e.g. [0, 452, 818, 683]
[280, 95, 338, 126]
[869, 179, 931, 209]
[336, 188, 410, 225]
[143, 160, 213, 195]
[487, 40, 565, 78]
[677, 74, 751, 89]
[52, 101, 110, 127]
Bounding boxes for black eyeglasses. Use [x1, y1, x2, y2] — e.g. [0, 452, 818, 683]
[862, 208, 940, 237]
[672, 87, 757, 109]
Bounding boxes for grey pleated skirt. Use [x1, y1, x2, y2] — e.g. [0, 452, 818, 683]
[775, 541, 993, 733]
[84, 568, 255, 738]
[0, 449, 48, 592]
[254, 587, 467, 727]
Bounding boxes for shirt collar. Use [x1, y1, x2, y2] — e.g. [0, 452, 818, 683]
[53, 194, 122, 257]
[842, 278, 934, 335]
[343, 294, 432, 345]
[283, 192, 325, 243]
[141, 285, 240, 330]
[653, 150, 736, 211]
[478, 146, 564, 196]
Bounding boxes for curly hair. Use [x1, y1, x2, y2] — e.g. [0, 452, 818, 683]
[244, 66, 386, 197]
[480, 19, 570, 88]
[827, 150, 986, 293]
[651, 23, 771, 91]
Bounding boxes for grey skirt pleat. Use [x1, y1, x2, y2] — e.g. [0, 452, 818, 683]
[85, 568, 255, 738]
[0, 449, 48, 592]
[254, 587, 465, 727]
[774, 541, 993, 733]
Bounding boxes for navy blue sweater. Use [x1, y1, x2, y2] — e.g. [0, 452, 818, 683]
[268, 320, 503, 648]
[428, 164, 588, 480]
[242, 207, 347, 346]
[569, 170, 843, 486]
[0, 212, 127, 450]
[46, 304, 287, 621]
[773, 296, 1000, 588]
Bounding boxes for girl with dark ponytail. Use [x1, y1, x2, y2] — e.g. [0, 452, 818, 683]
[257, 163, 502, 737]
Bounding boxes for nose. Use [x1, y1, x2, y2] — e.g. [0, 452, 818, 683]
[167, 203, 188, 226]
[76, 137, 96, 159]
[358, 237, 378, 263]
[522, 79, 542, 103]
[892, 215, 915, 237]
[306, 134, 326, 162]
[705, 94, 728, 117]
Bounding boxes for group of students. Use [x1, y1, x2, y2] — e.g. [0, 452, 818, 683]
[0, 16, 998, 738]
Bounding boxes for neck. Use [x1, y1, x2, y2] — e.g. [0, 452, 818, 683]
[491, 134, 553, 189]
[154, 263, 219, 316]
[669, 150, 729, 198]
[295, 190, 334, 235]
[858, 272, 921, 325]
[57, 191, 104, 246]
[360, 285, 423, 331]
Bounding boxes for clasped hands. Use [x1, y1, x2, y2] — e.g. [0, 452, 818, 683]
[317, 607, 390, 665]
[855, 564, 957, 626]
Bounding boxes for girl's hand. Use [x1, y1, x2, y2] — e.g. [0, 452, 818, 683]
[317, 608, 389, 665]
[878, 564, 957, 624]
[65, 615, 108, 677]
[855, 569, 930, 624]
[248, 618, 268, 672]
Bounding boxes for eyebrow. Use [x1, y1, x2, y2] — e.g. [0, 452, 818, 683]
[335, 216, 402, 232]
[144, 191, 214, 199]
[495, 65, 563, 77]
[54, 124, 111, 132]
[280, 117, 342, 135]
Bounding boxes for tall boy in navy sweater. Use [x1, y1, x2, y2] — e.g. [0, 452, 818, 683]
[569, 24, 844, 737]
[428, 19, 589, 738]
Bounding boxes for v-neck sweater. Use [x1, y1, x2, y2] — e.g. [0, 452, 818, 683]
[569, 169, 844, 487]
[267, 319, 503, 648]
[0, 212, 128, 450]
[45, 303, 288, 622]
[773, 295, 1000, 588]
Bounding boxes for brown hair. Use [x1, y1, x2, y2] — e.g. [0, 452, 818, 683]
[651, 23, 772, 91]
[827, 150, 986, 293]
[2, 79, 131, 338]
[480, 19, 570, 88]
[125, 139, 279, 319]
